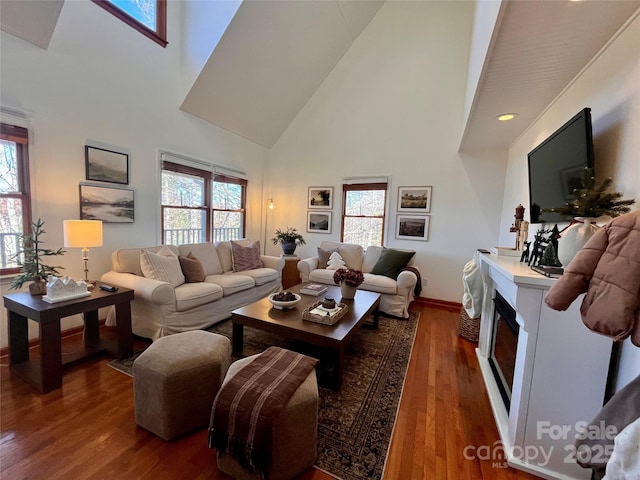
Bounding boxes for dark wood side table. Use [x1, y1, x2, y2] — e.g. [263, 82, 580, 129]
[3, 282, 134, 393]
[281, 255, 300, 289]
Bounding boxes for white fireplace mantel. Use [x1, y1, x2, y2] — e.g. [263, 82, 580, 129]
[476, 254, 612, 480]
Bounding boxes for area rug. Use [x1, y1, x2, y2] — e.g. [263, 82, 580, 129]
[108, 311, 419, 480]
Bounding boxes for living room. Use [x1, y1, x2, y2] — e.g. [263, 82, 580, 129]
[1, 0, 639, 479]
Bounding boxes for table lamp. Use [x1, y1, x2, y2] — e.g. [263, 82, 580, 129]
[63, 220, 103, 289]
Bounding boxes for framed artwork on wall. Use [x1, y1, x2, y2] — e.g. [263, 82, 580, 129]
[397, 186, 432, 213]
[85, 145, 129, 185]
[396, 215, 429, 241]
[308, 187, 333, 209]
[307, 211, 332, 233]
[80, 184, 134, 223]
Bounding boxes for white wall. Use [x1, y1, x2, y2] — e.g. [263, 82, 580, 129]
[269, 0, 507, 303]
[0, 1, 268, 348]
[499, 14, 640, 390]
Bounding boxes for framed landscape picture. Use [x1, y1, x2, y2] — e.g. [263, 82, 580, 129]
[397, 186, 432, 213]
[80, 184, 134, 223]
[308, 187, 333, 209]
[396, 215, 429, 241]
[307, 211, 332, 233]
[85, 145, 129, 185]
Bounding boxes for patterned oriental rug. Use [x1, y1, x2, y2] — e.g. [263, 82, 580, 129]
[108, 311, 419, 480]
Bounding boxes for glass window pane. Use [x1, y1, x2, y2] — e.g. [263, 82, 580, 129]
[343, 217, 383, 249]
[345, 190, 385, 216]
[0, 197, 24, 268]
[213, 211, 243, 242]
[0, 140, 19, 193]
[212, 182, 242, 210]
[163, 207, 205, 245]
[162, 171, 205, 207]
[109, 0, 156, 29]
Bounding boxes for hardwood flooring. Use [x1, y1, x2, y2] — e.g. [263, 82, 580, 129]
[0, 304, 541, 479]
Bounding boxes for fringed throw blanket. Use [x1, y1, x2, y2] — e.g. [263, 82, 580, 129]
[208, 347, 318, 477]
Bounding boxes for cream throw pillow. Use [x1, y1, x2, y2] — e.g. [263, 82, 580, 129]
[140, 246, 185, 287]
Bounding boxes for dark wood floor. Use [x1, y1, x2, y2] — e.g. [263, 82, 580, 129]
[0, 304, 540, 479]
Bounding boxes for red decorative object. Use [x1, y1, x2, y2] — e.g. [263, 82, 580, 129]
[333, 268, 364, 288]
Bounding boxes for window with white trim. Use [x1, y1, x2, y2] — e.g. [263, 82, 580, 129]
[341, 181, 387, 249]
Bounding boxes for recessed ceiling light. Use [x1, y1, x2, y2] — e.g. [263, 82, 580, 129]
[497, 113, 518, 121]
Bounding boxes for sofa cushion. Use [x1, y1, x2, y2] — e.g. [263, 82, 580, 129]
[178, 243, 223, 275]
[205, 273, 255, 296]
[140, 246, 185, 287]
[113, 245, 179, 276]
[179, 253, 206, 283]
[361, 273, 398, 295]
[216, 239, 254, 273]
[231, 240, 263, 272]
[235, 267, 279, 286]
[174, 282, 224, 311]
[308, 269, 339, 286]
[371, 248, 416, 279]
[317, 247, 337, 269]
[319, 241, 363, 270]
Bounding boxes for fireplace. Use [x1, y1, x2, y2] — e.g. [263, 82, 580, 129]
[488, 291, 518, 412]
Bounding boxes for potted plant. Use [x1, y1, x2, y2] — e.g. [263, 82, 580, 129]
[272, 227, 306, 255]
[10, 218, 66, 294]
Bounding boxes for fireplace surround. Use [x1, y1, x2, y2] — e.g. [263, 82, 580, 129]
[476, 254, 612, 480]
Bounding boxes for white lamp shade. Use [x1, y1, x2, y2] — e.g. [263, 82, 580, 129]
[63, 220, 103, 248]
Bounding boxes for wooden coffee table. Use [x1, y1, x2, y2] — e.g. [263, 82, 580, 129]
[231, 283, 380, 390]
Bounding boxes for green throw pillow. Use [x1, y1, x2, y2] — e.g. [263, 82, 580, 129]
[370, 248, 415, 279]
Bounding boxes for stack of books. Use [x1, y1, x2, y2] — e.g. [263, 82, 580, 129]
[300, 283, 328, 296]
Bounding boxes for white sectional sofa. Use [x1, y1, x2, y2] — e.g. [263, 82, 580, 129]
[101, 240, 284, 340]
[297, 241, 420, 318]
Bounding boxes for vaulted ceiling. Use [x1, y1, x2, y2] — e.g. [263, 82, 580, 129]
[2, 0, 639, 151]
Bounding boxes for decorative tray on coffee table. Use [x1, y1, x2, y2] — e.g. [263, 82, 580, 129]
[302, 300, 348, 325]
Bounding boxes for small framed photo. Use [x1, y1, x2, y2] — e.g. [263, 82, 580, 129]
[308, 187, 333, 209]
[80, 184, 134, 223]
[85, 145, 129, 185]
[307, 211, 332, 234]
[396, 215, 429, 241]
[397, 186, 432, 213]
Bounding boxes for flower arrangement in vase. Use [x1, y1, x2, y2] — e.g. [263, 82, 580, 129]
[333, 268, 364, 300]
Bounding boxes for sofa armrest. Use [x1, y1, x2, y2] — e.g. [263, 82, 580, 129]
[101, 271, 175, 305]
[297, 257, 319, 282]
[261, 255, 285, 274]
[397, 269, 418, 290]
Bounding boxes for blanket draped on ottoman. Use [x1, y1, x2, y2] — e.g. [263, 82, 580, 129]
[209, 347, 318, 477]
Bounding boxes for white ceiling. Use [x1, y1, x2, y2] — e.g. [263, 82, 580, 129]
[460, 0, 640, 151]
[180, 0, 384, 148]
[1, 0, 638, 152]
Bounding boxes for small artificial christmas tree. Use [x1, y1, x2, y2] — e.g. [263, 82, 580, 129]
[543, 167, 635, 219]
[10, 218, 66, 290]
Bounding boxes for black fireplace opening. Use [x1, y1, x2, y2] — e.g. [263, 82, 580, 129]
[488, 292, 519, 412]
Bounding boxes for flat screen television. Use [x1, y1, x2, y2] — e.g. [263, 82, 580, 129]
[528, 107, 594, 223]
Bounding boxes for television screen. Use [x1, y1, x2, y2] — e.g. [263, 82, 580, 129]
[527, 108, 594, 223]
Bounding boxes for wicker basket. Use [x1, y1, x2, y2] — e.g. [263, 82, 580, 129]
[458, 306, 480, 343]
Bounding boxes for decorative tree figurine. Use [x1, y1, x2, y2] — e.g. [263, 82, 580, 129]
[10, 218, 66, 292]
[326, 252, 346, 270]
[539, 243, 562, 268]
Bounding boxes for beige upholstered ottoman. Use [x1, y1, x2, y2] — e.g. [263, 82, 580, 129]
[133, 330, 231, 440]
[214, 354, 319, 480]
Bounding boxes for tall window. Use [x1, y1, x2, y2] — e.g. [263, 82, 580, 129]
[0, 124, 31, 274]
[341, 182, 387, 249]
[93, 0, 168, 47]
[161, 161, 246, 245]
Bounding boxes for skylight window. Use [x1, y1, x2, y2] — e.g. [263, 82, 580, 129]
[93, 0, 167, 47]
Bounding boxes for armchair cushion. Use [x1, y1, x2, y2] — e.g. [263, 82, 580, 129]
[141, 246, 185, 288]
[317, 247, 337, 269]
[371, 248, 416, 279]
